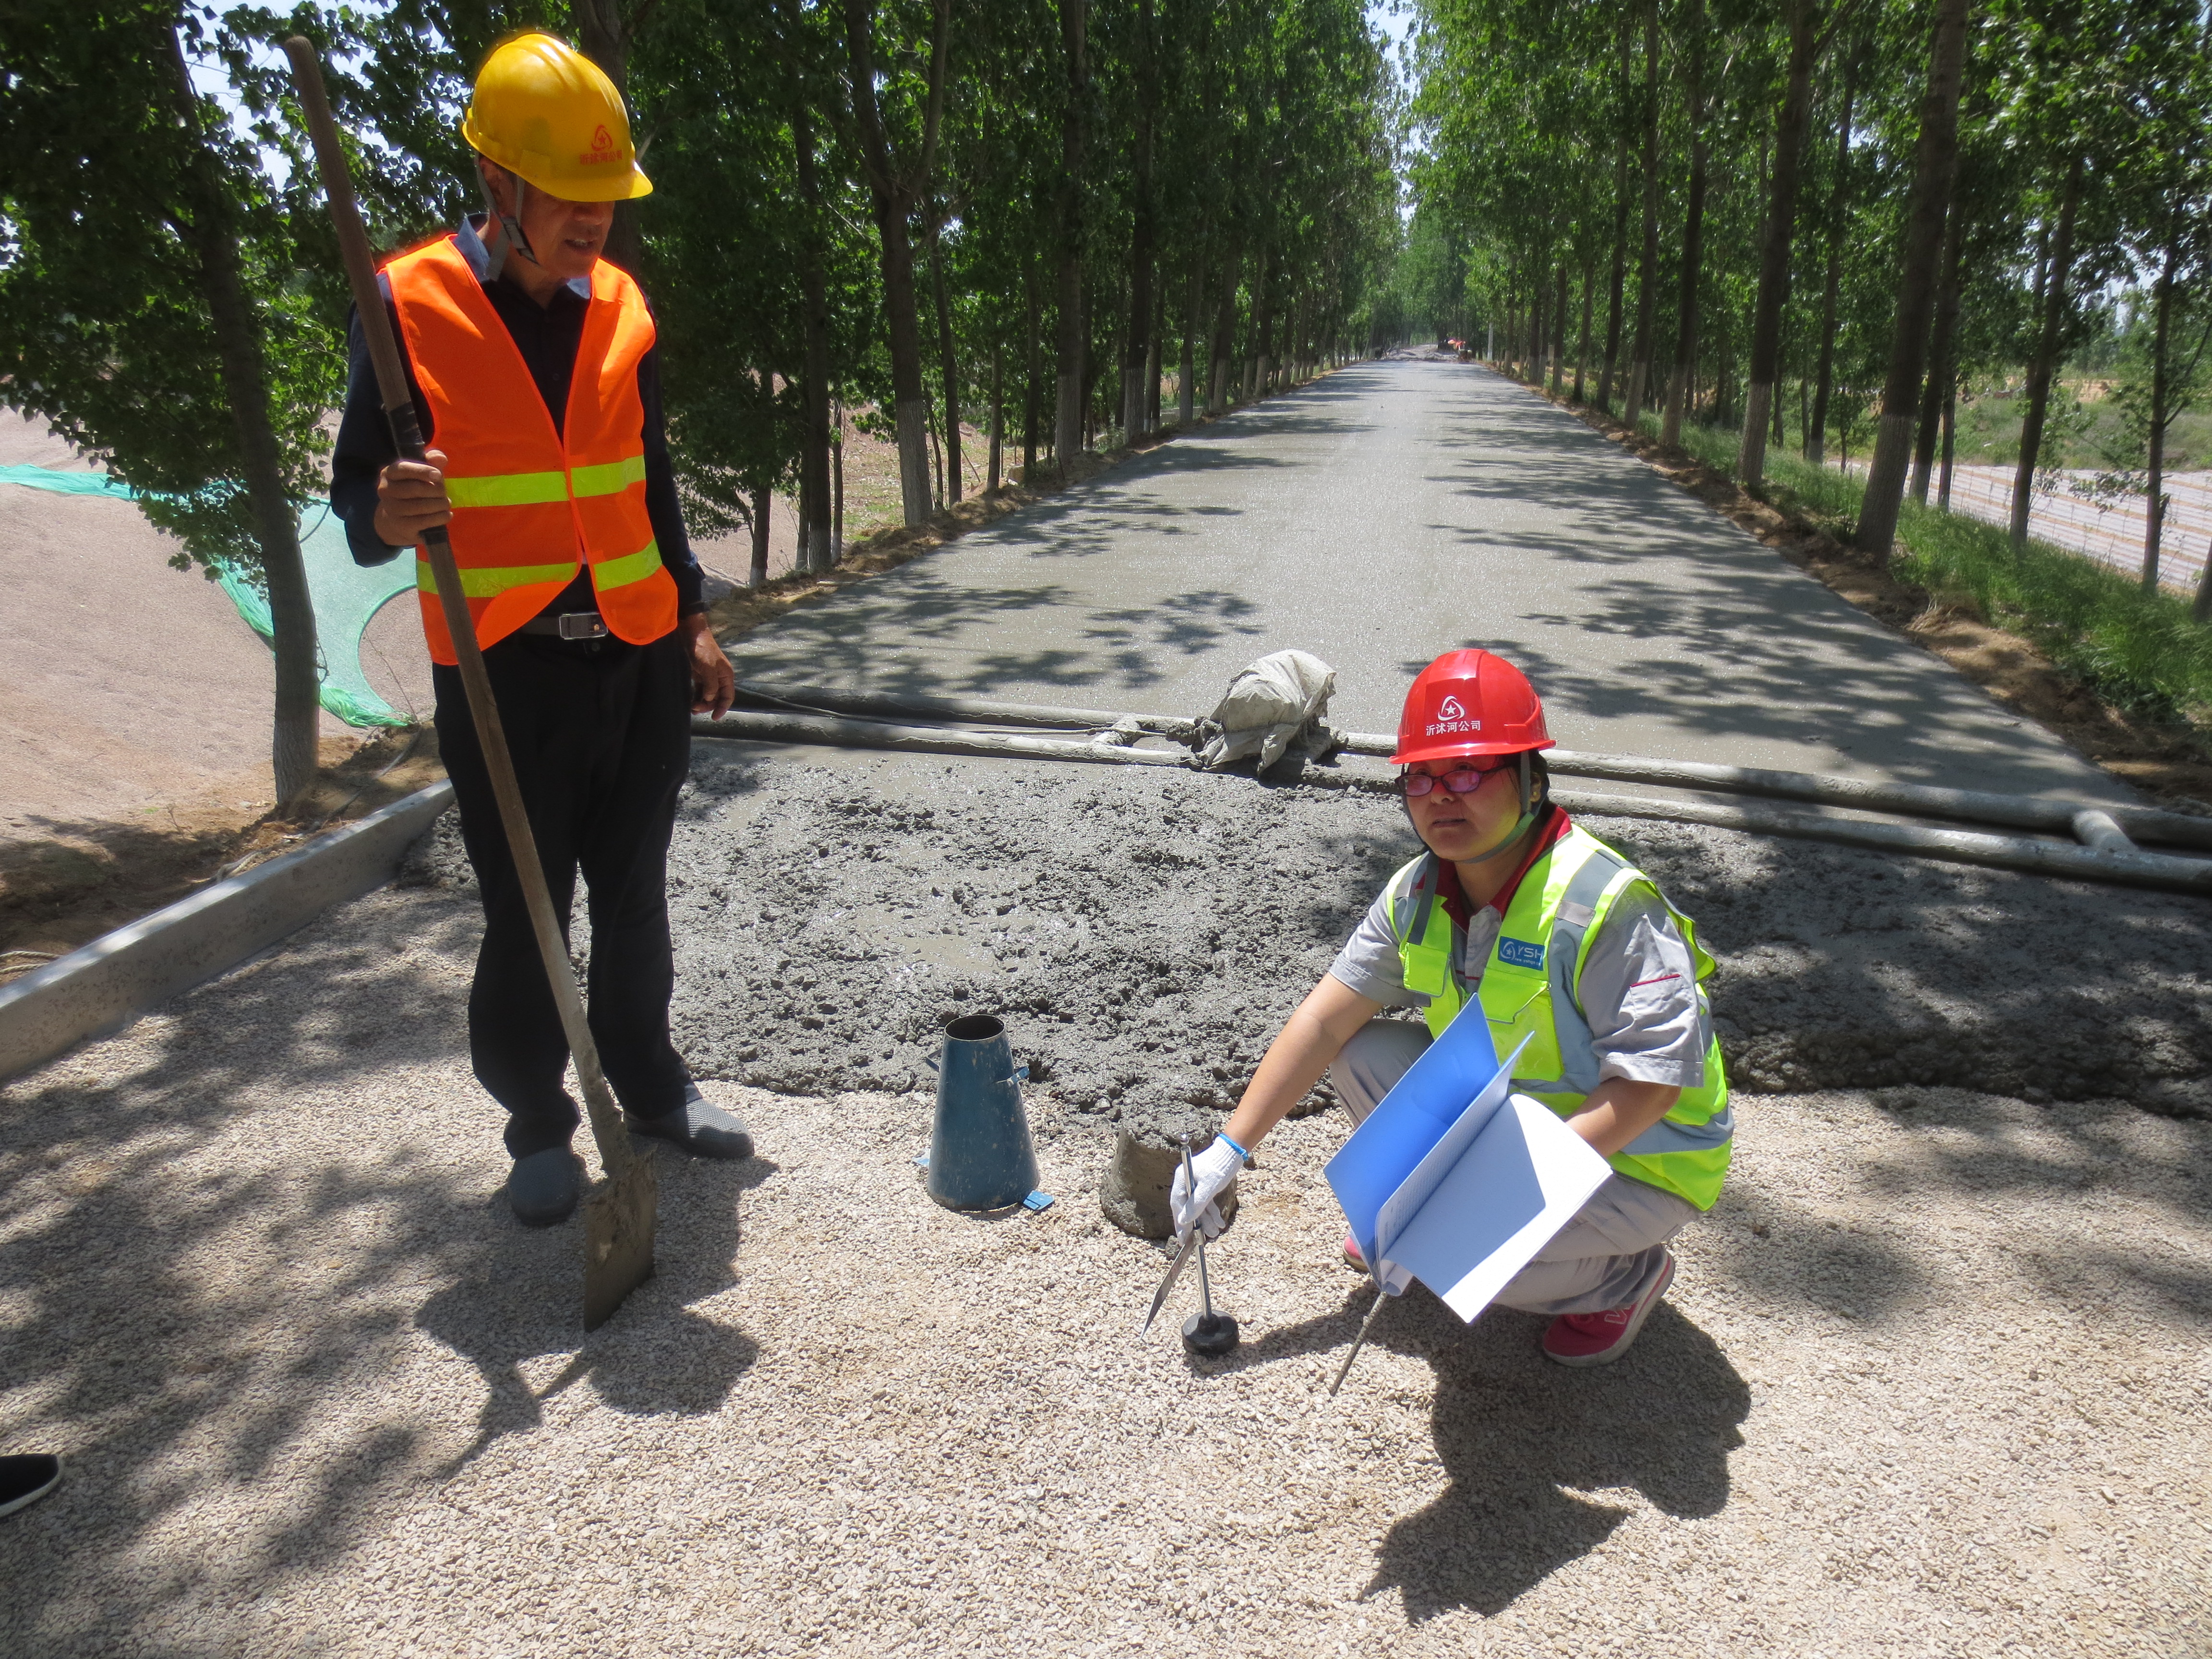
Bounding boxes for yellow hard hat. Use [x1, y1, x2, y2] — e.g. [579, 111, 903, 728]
[461, 33, 651, 203]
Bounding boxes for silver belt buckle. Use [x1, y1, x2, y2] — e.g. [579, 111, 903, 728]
[557, 612, 608, 641]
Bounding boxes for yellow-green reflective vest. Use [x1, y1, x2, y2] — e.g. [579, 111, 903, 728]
[1385, 823, 1732, 1210]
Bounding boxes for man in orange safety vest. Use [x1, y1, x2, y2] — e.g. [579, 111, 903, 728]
[331, 34, 751, 1226]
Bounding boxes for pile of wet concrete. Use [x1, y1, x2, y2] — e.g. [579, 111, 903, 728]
[401, 750, 2212, 1129]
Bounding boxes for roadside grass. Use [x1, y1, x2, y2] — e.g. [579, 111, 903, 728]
[1629, 409, 2212, 730]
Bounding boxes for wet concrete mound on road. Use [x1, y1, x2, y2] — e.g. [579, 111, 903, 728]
[399, 755, 2212, 1127]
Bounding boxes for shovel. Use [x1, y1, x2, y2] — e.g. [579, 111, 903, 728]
[283, 39, 655, 1330]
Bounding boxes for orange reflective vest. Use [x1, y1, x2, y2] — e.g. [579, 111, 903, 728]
[385, 234, 677, 665]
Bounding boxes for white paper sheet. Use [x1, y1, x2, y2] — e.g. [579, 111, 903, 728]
[1376, 1094, 1613, 1322]
[1368, 1034, 1530, 1295]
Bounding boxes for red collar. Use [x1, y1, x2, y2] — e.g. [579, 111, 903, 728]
[1435, 806, 1573, 930]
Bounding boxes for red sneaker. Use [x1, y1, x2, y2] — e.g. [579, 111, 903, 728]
[1541, 1250, 1675, 1368]
[1342, 1233, 1367, 1271]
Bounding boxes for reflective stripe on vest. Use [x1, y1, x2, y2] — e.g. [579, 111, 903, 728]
[1386, 825, 1734, 1210]
[441, 454, 647, 509]
[416, 539, 662, 600]
[384, 235, 678, 664]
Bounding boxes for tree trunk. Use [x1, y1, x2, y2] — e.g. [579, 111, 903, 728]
[928, 397, 945, 509]
[1245, 248, 1274, 400]
[1855, 0, 1970, 562]
[796, 457, 811, 573]
[786, 19, 836, 571]
[845, 0, 947, 528]
[1550, 262, 1569, 393]
[988, 344, 1003, 493]
[1574, 252, 1593, 402]
[165, 24, 318, 805]
[1529, 269, 1544, 385]
[2142, 241, 2176, 591]
[1598, 14, 1632, 412]
[1123, 249, 1154, 439]
[1054, 0, 1089, 469]
[1209, 240, 1240, 414]
[1807, 52, 1857, 463]
[1023, 256, 1042, 479]
[1739, 0, 1819, 490]
[2010, 153, 2084, 548]
[1624, 0, 1661, 425]
[1599, 149, 1628, 410]
[1144, 277, 1164, 431]
[748, 486, 770, 587]
[1179, 252, 1201, 427]
[1911, 202, 1967, 504]
[1660, 0, 1708, 451]
[1122, 0, 1155, 441]
[832, 397, 845, 546]
[929, 222, 962, 503]
[1938, 376, 1957, 508]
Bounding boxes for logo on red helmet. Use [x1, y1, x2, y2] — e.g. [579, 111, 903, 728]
[1425, 694, 1480, 736]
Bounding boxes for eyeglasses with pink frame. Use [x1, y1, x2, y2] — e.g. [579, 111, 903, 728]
[1398, 753, 1517, 797]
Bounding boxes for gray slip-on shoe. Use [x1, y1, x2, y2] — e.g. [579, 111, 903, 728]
[508, 1147, 585, 1227]
[626, 1088, 754, 1161]
[0, 1454, 60, 1519]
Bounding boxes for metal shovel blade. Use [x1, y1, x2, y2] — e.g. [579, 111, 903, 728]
[582, 1155, 658, 1331]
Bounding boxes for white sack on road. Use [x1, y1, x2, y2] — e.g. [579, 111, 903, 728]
[1198, 649, 1337, 770]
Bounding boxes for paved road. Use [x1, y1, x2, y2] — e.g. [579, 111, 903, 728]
[731, 358, 2130, 803]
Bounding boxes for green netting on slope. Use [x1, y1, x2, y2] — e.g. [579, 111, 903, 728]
[0, 464, 415, 727]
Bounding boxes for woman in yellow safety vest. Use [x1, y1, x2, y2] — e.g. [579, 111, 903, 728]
[1172, 649, 1732, 1366]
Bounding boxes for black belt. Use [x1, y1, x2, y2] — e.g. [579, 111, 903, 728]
[519, 611, 609, 641]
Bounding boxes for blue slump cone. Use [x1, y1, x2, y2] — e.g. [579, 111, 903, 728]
[925, 1015, 1041, 1212]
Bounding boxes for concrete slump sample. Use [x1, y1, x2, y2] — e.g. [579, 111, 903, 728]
[400, 745, 2212, 1168]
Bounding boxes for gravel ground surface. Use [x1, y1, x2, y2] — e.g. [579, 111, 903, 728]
[3, 751, 2209, 1655]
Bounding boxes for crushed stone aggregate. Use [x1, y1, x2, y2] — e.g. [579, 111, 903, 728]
[1, 749, 2206, 1656]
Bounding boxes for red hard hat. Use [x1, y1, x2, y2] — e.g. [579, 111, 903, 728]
[1390, 649, 1555, 766]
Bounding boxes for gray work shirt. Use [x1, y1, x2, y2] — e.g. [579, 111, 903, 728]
[1327, 864, 1708, 1089]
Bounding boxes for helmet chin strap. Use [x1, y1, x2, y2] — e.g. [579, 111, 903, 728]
[478, 165, 539, 280]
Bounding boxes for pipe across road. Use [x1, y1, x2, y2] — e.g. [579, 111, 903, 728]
[700, 695, 2212, 897]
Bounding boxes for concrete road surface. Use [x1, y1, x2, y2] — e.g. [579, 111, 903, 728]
[731, 360, 2130, 804]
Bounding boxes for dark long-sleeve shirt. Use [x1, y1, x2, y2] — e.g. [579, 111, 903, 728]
[330, 215, 704, 620]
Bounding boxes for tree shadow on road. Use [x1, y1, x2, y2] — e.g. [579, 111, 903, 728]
[414, 1148, 775, 1474]
[732, 567, 1272, 700]
[0, 890, 767, 1650]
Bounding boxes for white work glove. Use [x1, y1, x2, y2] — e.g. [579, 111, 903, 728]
[1170, 1137, 1244, 1240]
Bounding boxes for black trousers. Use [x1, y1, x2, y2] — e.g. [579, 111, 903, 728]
[433, 630, 693, 1157]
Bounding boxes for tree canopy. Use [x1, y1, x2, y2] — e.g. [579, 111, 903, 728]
[1400, 0, 2212, 613]
[0, 0, 1408, 792]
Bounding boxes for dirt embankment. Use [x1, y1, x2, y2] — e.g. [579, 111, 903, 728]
[0, 728, 445, 974]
